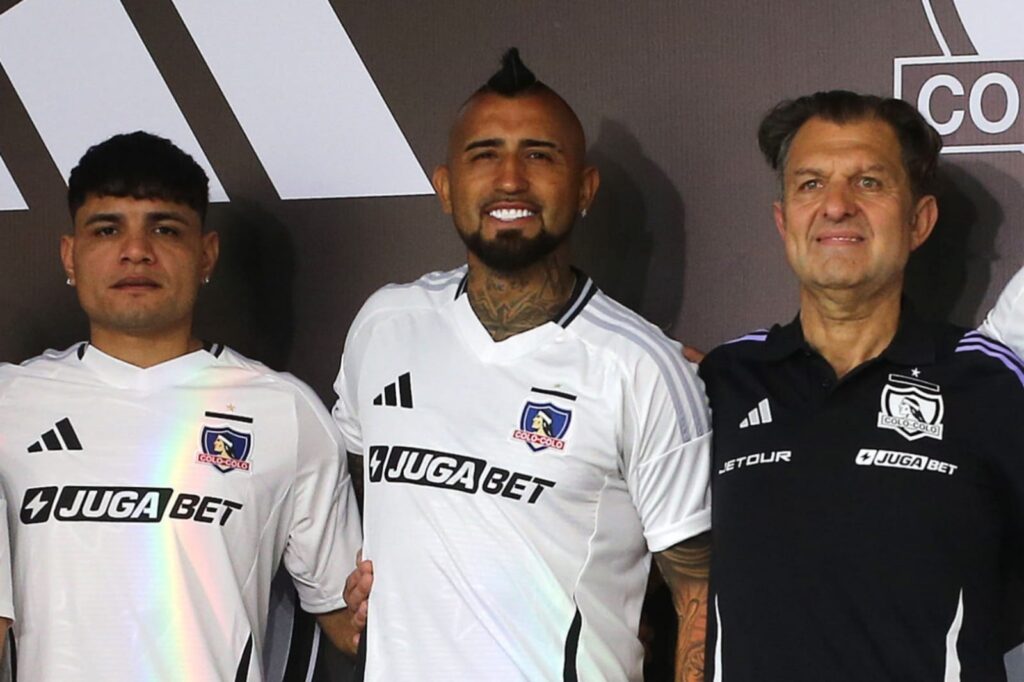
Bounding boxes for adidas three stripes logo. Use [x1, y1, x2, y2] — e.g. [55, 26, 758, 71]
[739, 399, 773, 429]
[373, 373, 413, 408]
[28, 418, 83, 452]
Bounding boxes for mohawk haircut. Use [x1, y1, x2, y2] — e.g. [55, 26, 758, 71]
[67, 131, 210, 222]
[475, 48, 547, 97]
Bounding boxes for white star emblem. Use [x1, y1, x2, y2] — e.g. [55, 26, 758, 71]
[911, 368, 921, 378]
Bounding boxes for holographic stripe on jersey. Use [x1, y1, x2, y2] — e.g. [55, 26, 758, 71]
[724, 330, 769, 345]
[129, 382, 242, 678]
[955, 330, 1024, 387]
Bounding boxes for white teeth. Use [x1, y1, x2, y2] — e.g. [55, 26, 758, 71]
[488, 208, 534, 222]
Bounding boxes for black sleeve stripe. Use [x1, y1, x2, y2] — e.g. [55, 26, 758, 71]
[562, 606, 582, 682]
[9, 629, 16, 682]
[281, 605, 318, 681]
[234, 633, 254, 682]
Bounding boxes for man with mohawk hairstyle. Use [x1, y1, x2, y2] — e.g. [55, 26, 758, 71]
[334, 49, 712, 681]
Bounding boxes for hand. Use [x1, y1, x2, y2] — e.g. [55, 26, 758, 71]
[343, 550, 373, 646]
[682, 345, 706, 364]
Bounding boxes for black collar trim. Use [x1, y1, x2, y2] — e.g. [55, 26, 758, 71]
[764, 302, 939, 365]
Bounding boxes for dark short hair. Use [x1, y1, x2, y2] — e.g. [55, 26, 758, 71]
[474, 47, 549, 98]
[757, 90, 943, 198]
[67, 131, 209, 221]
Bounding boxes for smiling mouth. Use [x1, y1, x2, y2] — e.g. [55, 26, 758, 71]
[487, 207, 537, 222]
[817, 235, 864, 244]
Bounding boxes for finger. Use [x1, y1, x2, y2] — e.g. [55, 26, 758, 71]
[682, 345, 706, 364]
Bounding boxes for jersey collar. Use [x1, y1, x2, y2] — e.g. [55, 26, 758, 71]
[451, 267, 597, 362]
[78, 342, 221, 391]
[763, 301, 941, 366]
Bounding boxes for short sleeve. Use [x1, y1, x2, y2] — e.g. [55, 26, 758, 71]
[332, 302, 378, 457]
[283, 386, 361, 613]
[980, 265, 1024, 356]
[621, 341, 712, 553]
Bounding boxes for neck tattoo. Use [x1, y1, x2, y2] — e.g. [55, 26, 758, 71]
[467, 265, 576, 342]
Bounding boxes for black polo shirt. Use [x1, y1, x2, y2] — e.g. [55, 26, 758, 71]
[701, 308, 1024, 681]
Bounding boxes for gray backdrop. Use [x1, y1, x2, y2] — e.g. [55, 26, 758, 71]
[1, 0, 1023, 677]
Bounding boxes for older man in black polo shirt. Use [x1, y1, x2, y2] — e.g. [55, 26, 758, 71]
[701, 91, 1024, 681]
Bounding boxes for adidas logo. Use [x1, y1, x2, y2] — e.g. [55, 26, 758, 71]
[739, 399, 773, 429]
[373, 372, 413, 408]
[28, 418, 83, 452]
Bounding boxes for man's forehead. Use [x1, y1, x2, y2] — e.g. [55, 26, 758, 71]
[451, 92, 583, 148]
[787, 116, 902, 169]
[73, 194, 203, 229]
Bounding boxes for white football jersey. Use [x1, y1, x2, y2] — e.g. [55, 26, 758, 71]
[0, 343, 360, 681]
[980, 265, 1024, 356]
[334, 268, 712, 681]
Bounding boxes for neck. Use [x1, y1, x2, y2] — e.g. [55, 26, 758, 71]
[799, 284, 903, 378]
[466, 248, 576, 342]
[89, 325, 202, 368]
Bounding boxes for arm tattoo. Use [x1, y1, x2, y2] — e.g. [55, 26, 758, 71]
[347, 452, 364, 517]
[654, 532, 711, 682]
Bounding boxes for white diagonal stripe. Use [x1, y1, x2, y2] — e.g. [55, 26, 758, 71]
[0, 153, 26, 211]
[0, 0, 227, 202]
[757, 398, 772, 424]
[747, 408, 760, 426]
[944, 589, 964, 681]
[171, 0, 432, 199]
[713, 596, 723, 682]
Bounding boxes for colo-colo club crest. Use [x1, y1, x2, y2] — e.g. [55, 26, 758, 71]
[198, 426, 253, 472]
[513, 402, 572, 452]
[877, 374, 944, 441]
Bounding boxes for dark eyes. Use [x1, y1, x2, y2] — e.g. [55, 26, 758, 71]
[468, 150, 554, 162]
[91, 225, 180, 237]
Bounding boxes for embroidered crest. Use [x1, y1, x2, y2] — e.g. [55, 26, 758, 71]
[512, 401, 572, 452]
[877, 374, 944, 441]
[197, 426, 253, 472]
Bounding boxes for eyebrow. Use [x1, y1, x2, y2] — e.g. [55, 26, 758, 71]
[81, 211, 191, 227]
[463, 138, 559, 152]
[146, 211, 190, 223]
[791, 163, 891, 176]
[82, 212, 124, 226]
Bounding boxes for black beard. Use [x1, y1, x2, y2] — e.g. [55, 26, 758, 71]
[459, 225, 569, 273]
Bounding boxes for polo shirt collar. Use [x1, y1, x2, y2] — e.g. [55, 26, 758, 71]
[763, 301, 938, 366]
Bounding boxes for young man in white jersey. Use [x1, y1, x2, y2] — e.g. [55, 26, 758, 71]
[335, 49, 712, 681]
[0, 132, 361, 680]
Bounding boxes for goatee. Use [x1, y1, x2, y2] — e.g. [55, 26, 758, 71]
[459, 226, 570, 273]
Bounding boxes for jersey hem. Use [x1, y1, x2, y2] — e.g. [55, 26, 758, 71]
[298, 595, 347, 614]
[645, 508, 711, 553]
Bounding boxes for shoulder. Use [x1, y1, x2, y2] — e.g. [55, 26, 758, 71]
[950, 328, 1024, 390]
[0, 343, 87, 381]
[702, 328, 772, 369]
[214, 347, 325, 403]
[574, 290, 686, 369]
[573, 290, 709, 423]
[350, 267, 467, 333]
[979, 265, 1024, 356]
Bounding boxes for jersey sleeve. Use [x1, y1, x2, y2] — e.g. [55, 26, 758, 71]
[979, 265, 1024, 356]
[283, 384, 362, 614]
[332, 298, 381, 458]
[621, 342, 712, 553]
